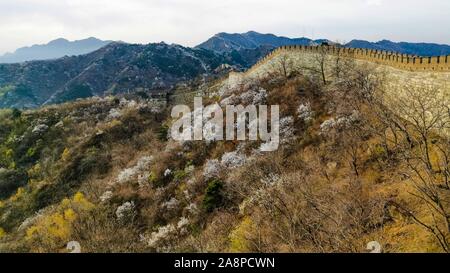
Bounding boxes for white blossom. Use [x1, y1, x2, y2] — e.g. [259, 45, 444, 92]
[107, 108, 122, 120]
[252, 88, 268, 105]
[117, 168, 136, 184]
[164, 168, 172, 177]
[143, 224, 176, 248]
[116, 201, 136, 220]
[320, 111, 361, 134]
[100, 191, 113, 202]
[162, 197, 179, 210]
[203, 159, 222, 179]
[32, 124, 49, 135]
[297, 103, 314, 123]
[336, 110, 360, 128]
[279, 116, 295, 143]
[120, 98, 138, 109]
[221, 151, 246, 169]
[177, 217, 189, 230]
[239, 90, 258, 104]
[320, 118, 336, 133]
[116, 156, 153, 184]
[260, 173, 281, 186]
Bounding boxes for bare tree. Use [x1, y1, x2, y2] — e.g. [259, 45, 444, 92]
[271, 53, 295, 79]
[379, 86, 450, 252]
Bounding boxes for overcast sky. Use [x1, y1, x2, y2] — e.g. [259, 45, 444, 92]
[0, 0, 449, 55]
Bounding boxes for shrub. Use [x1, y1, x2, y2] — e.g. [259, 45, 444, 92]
[0, 168, 28, 199]
[202, 179, 224, 212]
[221, 151, 246, 169]
[70, 206, 142, 253]
[12, 108, 22, 119]
[33, 146, 111, 209]
[203, 159, 221, 179]
[297, 102, 314, 123]
[115, 201, 136, 221]
[229, 217, 255, 252]
[157, 125, 169, 141]
[25, 192, 94, 252]
[61, 148, 71, 162]
[173, 170, 187, 182]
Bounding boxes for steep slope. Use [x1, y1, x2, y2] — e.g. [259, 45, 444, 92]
[0, 52, 448, 252]
[0, 38, 112, 64]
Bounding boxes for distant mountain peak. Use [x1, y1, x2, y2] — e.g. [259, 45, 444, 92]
[200, 32, 450, 56]
[0, 37, 112, 63]
[346, 39, 450, 56]
[197, 31, 320, 53]
[48, 38, 70, 45]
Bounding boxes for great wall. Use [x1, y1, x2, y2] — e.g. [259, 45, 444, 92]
[248, 45, 450, 73]
[226, 45, 450, 102]
[223, 45, 450, 136]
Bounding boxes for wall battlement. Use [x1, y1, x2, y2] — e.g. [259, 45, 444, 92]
[246, 45, 450, 74]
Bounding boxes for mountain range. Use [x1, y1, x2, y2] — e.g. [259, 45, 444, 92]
[0, 42, 271, 108]
[1, 31, 449, 109]
[0, 37, 111, 64]
[196, 31, 450, 56]
[346, 39, 450, 56]
[196, 31, 328, 53]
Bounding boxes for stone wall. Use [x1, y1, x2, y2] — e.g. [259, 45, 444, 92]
[247, 45, 450, 75]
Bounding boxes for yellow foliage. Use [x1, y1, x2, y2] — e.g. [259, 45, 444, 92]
[64, 209, 77, 222]
[148, 171, 157, 184]
[229, 217, 255, 253]
[72, 192, 94, 210]
[109, 119, 122, 128]
[4, 148, 13, 158]
[26, 212, 73, 242]
[0, 227, 5, 239]
[25, 226, 39, 239]
[61, 148, 71, 161]
[27, 163, 42, 178]
[0, 200, 4, 208]
[9, 187, 25, 202]
[61, 197, 71, 207]
[46, 213, 71, 240]
[25, 192, 94, 250]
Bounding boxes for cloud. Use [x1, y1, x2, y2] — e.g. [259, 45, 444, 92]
[365, 0, 383, 6]
[0, 0, 449, 54]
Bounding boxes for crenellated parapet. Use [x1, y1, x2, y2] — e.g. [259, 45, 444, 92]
[246, 45, 450, 74]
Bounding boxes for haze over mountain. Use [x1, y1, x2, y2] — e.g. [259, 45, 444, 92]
[0, 38, 112, 64]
